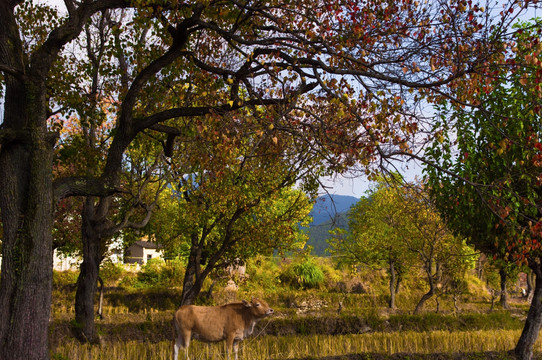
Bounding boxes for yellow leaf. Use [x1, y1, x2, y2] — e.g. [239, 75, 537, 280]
[272, 137, 278, 144]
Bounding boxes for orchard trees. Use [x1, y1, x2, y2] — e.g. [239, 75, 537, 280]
[401, 184, 473, 314]
[0, 0, 533, 357]
[425, 22, 542, 360]
[329, 178, 472, 311]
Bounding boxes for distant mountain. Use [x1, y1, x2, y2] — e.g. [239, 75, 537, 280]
[309, 194, 359, 225]
[304, 195, 359, 256]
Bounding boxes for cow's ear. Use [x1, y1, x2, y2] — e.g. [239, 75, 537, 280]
[242, 299, 251, 307]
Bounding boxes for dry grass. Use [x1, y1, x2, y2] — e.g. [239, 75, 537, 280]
[51, 329, 539, 360]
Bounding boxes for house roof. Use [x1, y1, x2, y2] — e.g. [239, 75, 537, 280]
[132, 240, 162, 249]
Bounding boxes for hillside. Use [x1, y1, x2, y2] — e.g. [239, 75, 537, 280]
[309, 194, 358, 225]
[305, 195, 359, 255]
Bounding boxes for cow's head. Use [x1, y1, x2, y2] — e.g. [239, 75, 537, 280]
[242, 297, 274, 318]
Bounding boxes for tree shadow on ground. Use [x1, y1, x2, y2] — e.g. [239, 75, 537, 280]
[271, 351, 534, 360]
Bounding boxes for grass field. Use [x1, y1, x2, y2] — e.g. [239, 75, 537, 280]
[51, 329, 539, 360]
[49, 263, 540, 360]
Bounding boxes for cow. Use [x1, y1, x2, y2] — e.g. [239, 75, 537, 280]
[172, 297, 274, 360]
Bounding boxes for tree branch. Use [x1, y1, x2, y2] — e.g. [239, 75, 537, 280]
[53, 177, 121, 202]
[30, 0, 130, 76]
[0, 63, 23, 80]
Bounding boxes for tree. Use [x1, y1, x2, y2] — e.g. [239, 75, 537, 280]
[0, 0, 530, 357]
[400, 184, 472, 314]
[143, 111, 315, 304]
[330, 178, 471, 311]
[424, 20, 542, 360]
[329, 178, 416, 309]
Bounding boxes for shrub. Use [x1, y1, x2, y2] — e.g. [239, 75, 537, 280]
[243, 256, 281, 293]
[316, 258, 344, 289]
[280, 257, 325, 289]
[133, 258, 186, 289]
[100, 261, 125, 285]
[53, 270, 78, 287]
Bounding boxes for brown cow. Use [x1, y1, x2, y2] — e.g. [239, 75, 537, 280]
[172, 297, 274, 360]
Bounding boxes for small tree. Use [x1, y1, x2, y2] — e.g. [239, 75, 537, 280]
[143, 114, 315, 304]
[329, 177, 417, 309]
[330, 177, 472, 312]
[400, 184, 473, 314]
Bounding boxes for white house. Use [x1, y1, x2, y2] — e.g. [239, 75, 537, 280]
[52, 237, 124, 271]
[125, 240, 164, 265]
[53, 249, 81, 271]
[1, 237, 160, 271]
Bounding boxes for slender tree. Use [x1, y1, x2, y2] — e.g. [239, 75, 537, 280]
[329, 179, 416, 309]
[148, 110, 316, 305]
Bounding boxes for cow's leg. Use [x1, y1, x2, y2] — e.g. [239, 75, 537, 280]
[173, 334, 188, 360]
[232, 339, 240, 360]
[225, 335, 235, 360]
[172, 317, 179, 360]
[181, 332, 191, 360]
[173, 319, 190, 360]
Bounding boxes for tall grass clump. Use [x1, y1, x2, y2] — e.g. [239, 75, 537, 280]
[280, 257, 325, 289]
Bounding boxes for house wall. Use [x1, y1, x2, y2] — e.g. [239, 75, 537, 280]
[125, 244, 145, 264]
[142, 248, 163, 263]
[125, 244, 163, 265]
[53, 250, 81, 271]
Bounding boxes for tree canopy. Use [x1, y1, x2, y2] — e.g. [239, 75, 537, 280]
[424, 20, 542, 359]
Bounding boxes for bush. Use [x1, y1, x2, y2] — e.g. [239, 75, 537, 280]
[100, 261, 125, 284]
[53, 270, 79, 287]
[133, 258, 185, 289]
[240, 256, 282, 295]
[280, 257, 325, 289]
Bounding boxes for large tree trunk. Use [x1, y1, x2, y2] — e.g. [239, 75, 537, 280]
[181, 268, 205, 306]
[388, 258, 397, 309]
[0, 6, 54, 354]
[515, 265, 542, 360]
[0, 77, 54, 360]
[74, 200, 106, 343]
[181, 245, 205, 305]
[0, 136, 54, 360]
